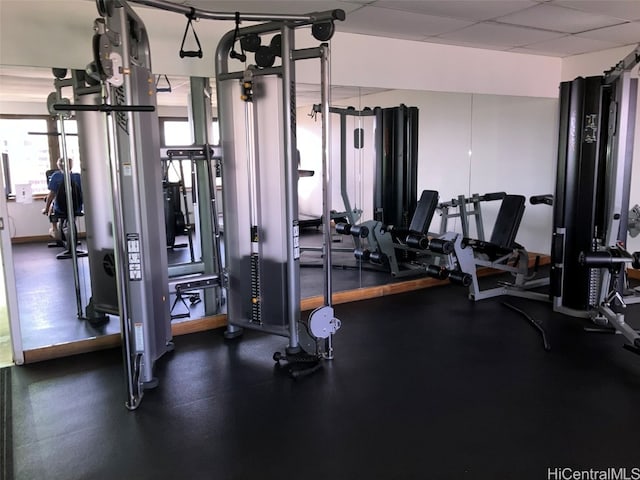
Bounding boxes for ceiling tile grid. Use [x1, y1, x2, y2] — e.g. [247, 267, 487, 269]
[175, 0, 640, 57]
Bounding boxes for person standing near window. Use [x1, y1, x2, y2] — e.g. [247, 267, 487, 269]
[42, 158, 83, 240]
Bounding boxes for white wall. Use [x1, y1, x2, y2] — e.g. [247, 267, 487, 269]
[0, 0, 561, 97]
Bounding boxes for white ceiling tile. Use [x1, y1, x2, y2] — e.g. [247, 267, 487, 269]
[437, 22, 565, 47]
[182, 1, 363, 14]
[576, 21, 640, 44]
[552, 1, 640, 21]
[496, 3, 624, 33]
[517, 34, 620, 55]
[508, 47, 566, 57]
[423, 37, 513, 51]
[370, 1, 537, 21]
[342, 5, 474, 39]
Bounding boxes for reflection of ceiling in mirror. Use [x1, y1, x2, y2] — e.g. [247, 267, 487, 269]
[0, 66, 387, 109]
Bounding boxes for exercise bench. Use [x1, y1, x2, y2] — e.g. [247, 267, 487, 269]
[453, 194, 549, 301]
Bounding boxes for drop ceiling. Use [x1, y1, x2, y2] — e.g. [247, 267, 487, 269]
[3, 0, 640, 107]
[181, 0, 640, 57]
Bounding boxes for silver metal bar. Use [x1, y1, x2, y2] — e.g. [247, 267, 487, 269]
[189, 77, 219, 315]
[57, 116, 84, 318]
[281, 24, 300, 349]
[216, 67, 282, 82]
[128, 0, 344, 23]
[105, 105, 140, 410]
[604, 44, 640, 84]
[168, 261, 205, 277]
[320, 43, 332, 308]
[605, 72, 636, 248]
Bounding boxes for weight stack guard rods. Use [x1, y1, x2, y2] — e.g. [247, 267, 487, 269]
[320, 43, 334, 359]
[243, 75, 262, 326]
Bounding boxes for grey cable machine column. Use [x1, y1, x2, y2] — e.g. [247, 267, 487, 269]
[281, 24, 300, 352]
[188, 77, 221, 315]
[88, 1, 172, 410]
[214, 9, 345, 368]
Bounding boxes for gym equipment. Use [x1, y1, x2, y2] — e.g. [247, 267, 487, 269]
[322, 104, 423, 276]
[215, 7, 345, 374]
[161, 144, 224, 319]
[337, 190, 470, 285]
[179, 8, 203, 58]
[162, 154, 191, 251]
[56, 1, 174, 409]
[551, 45, 640, 352]
[438, 192, 506, 240]
[629, 205, 640, 238]
[300, 105, 373, 236]
[46, 73, 89, 320]
[452, 194, 549, 301]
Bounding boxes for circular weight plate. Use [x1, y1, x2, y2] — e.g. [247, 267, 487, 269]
[240, 34, 261, 53]
[52, 67, 68, 79]
[270, 34, 282, 57]
[308, 305, 340, 339]
[255, 45, 276, 68]
[312, 21, 335, 42]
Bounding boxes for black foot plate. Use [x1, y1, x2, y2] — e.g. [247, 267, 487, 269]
[274, 351, 322, 379]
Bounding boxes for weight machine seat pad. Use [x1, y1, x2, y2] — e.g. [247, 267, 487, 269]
[408, 190, 439, 235]
[462, 237, 519, 261]
[489, 194, 526, 249]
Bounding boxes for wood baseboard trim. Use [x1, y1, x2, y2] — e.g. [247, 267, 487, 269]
[22, 254, 551, 363]
[23, 314, 228, 364]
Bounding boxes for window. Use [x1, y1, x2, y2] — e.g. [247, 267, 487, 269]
[0, 117, 51, 195]
[160, 118, 220, 190]
[160, 118, 220, 146]
[0, 116, 81, 197]
[60, 119, 81, 174]
[0, 114, 217, 198]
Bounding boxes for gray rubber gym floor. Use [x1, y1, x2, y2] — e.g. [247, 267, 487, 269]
[4, 283, 640, 480]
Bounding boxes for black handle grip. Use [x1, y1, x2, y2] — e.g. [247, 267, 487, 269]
[229, 50, 247, 62]
[632, 252, 640, 269]
[53, 103, 155, 113]
[579, 251, 631, 268]
[180, 50, 203, 58]
[530, 194, 553, 206]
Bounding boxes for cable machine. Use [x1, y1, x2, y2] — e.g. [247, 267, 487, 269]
[551, 45, 640, 354]
[215, 10, 344, 373]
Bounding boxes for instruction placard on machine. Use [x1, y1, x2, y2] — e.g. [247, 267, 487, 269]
[127, 233, 142, 281]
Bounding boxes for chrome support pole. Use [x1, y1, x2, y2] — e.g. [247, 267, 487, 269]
[281, 24, 300, 350]
[320, 43, 332, 308]
[57, 116, 84, 319]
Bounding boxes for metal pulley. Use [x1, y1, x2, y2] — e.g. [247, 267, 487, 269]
[308, 305, 341, 339]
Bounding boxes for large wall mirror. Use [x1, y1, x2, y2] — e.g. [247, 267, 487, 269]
[6, 64, 639, 357]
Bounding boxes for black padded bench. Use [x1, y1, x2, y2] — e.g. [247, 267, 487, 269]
[462, 194, 526, 259]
